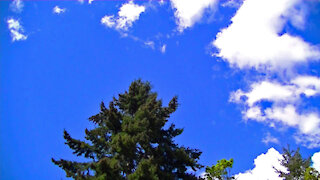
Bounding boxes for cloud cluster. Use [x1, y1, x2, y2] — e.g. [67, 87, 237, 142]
[211, 0, 320, 148]
[231, 76, 320, 148]
[213, 0, 320, 70]
[101, 1, 145, 31]
[7, 18, 27, 42]
[170, 0, 217, 32]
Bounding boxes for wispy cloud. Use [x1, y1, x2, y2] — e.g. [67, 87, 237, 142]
[221, 0, 244, 8]
[144, 41, 155, 49]
[262, 133, 280, 145]
[7, 18, 27, 42]
[10, 0, 24, 13]
[53, 6, 66, 14]
[160, 44, 167, 53]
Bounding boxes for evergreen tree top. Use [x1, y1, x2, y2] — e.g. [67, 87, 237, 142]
[52, 80, 203, 180]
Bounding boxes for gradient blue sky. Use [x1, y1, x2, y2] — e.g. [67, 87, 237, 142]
[1, 0, 320, 179]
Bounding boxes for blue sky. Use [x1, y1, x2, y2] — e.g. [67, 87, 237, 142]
[1, 0, 320, 179]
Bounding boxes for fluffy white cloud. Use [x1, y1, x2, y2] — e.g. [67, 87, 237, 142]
[144, 41, 155, 49]
[235, 148, 286, 180]
[53, 6, 66, 14]
[231, 76, 320, 148]
[170, 0, 218, 32]
[10, 0, 23, 13]
[232, 82, 294, 107]
[312, 152, 320, 172]
[101, 1, 145, 31]
[213, 0, 320, 70]
[7, 18, 27, 42]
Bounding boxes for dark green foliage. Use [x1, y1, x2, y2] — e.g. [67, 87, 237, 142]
[205, 159, 234, 180]
[276, 146, 320, 180]
[52, 80, 202, 179]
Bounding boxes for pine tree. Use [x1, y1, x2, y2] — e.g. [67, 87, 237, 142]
[275, 146, 320, 180]
[52, 80, 203, 179]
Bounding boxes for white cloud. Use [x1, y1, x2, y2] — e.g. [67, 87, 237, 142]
[170, 0, 218, 32]
[235, 148, 286, 180]
[53, 6, 66, 14]
[262, 133, 280, 145]
[231, 76, 320, 108]
[117, 1, 145, 28]
[213, 0, 320, 71]
[231, 76, 320, 148]
[312, 152, 320, 172]
[232, 81, 295, 107]
[88, 0, 94, 4]
[7, 18, 27, 42]
[160, 44, 166, 53]
[231, 76, 320, 107]
[101, 1, 145, 31]
[10, 0, 24, 13]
